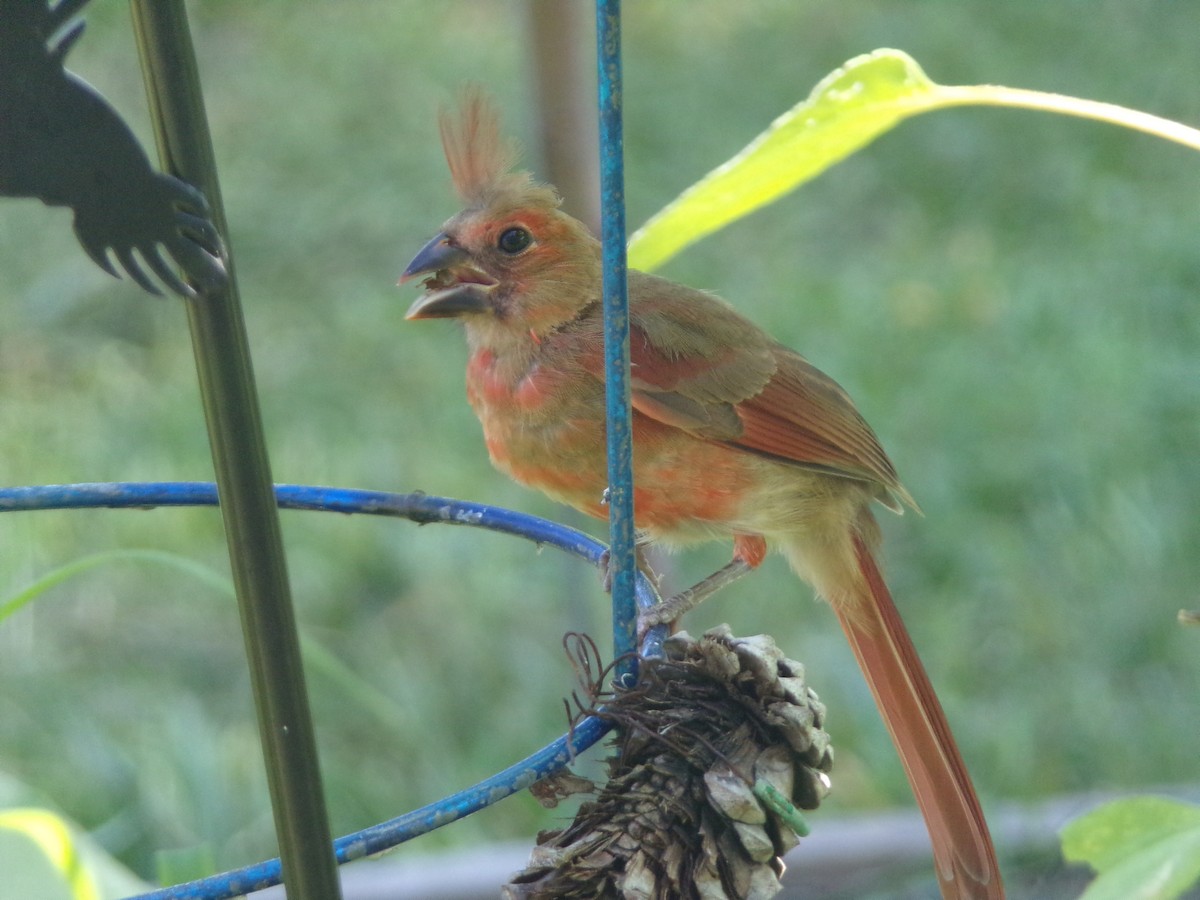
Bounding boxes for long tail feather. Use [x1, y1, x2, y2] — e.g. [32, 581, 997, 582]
[835, 535, 1003, 899]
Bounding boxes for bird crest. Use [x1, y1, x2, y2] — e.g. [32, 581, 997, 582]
[438, 88, 559, 211]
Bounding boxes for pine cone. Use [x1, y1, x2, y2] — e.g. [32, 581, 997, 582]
[505, 625, 833, 899]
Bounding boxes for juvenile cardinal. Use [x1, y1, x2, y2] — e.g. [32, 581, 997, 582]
[400, 94, 1002, 899]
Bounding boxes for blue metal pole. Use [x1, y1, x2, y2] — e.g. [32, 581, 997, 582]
[595, 0, 638, 674]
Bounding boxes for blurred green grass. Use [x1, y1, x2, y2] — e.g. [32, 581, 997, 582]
[1, 0, 1198, 885]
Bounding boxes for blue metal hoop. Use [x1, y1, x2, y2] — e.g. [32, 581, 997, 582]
[0, 482, 662, 900]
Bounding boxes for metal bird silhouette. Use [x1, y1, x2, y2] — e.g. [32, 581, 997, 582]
[0, 0, 226, 297]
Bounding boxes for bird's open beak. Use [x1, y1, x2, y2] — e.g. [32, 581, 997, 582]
[400, 233, 496, 319]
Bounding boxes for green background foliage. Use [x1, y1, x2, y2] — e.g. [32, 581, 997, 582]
[1, 0, 1197, 891]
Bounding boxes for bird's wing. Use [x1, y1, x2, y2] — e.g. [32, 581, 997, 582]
[584, 272, 912, 509]
[731, 354, 911, 508]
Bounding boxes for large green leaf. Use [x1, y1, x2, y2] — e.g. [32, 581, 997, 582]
[628, 48, 1200, 272]
[1061, 796, 1200, 900]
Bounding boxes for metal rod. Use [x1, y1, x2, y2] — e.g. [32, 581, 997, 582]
[595, 0, 638, 674]
[125, 5, 341, 899]
[0, 480, 665, 900]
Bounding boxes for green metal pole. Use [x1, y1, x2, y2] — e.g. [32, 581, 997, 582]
[126, 5, 342, 898]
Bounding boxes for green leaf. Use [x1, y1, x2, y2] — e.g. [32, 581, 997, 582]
[1061, 796, 1200, 900]
[628, 48, 1200, 272]
[0, 549, 409, 737]
[0, 808, 150, 900]
[628, 49, 935, 272]
[0, 549, 234, 624]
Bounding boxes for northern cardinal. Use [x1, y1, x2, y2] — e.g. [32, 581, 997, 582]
[400, 93, 1002, 899]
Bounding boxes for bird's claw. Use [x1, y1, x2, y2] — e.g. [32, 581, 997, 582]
[636, 605, 675, 645]
[72, 172, 227, 299]
[2, 0, 227, 300]
[597, 548, 611, 592]
[114, 244, 159, 296]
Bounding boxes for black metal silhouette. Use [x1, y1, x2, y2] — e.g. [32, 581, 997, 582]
[0, 0, 226, 297]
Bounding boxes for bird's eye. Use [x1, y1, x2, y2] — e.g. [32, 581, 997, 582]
[497, 227, 532, 255]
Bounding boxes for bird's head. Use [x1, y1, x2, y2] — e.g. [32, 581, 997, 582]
[400, 91, 600, 340]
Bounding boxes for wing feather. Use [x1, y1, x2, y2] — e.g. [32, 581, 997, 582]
[589, 272, 915, 511]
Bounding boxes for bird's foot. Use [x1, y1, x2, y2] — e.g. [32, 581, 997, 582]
[598, 542, 659, 594]
[636, 557, 754, 642]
